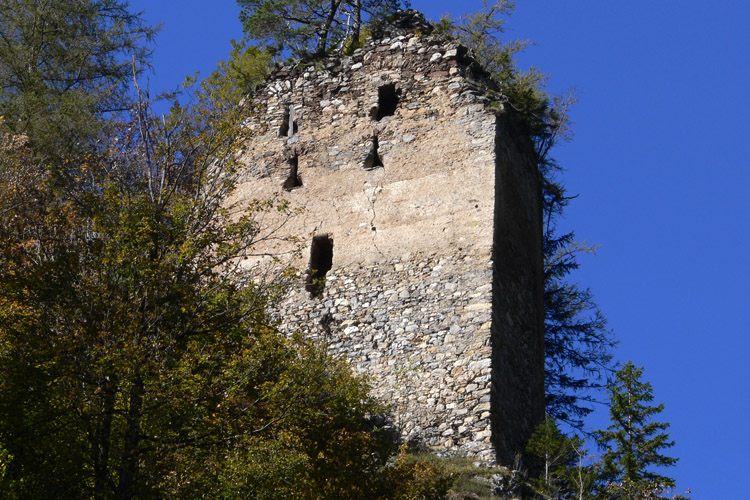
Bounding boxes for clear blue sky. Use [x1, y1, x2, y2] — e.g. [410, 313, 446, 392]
[129, 1, 749, 497]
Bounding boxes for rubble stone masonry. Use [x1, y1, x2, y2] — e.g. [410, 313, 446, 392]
[234, 11, 544, 464]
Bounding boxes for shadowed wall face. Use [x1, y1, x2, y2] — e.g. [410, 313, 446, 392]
[490, 113, 545, 465]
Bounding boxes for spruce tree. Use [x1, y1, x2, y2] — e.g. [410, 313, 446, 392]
[596, 362, 680, 498]
[526, 418, 580, 498]
[527, 418, 601, 499]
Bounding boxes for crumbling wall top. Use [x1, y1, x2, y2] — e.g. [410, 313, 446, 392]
[369, 9, 434, 38]
[258, 9, 497, 100]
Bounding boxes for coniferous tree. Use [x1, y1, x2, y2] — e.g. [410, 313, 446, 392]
[527, 418, 601, 500]
[0, 0, 156, 159]
[595, 362, 681, 498]
[526, 418, 580, 498]
[543, 192, 616, 428]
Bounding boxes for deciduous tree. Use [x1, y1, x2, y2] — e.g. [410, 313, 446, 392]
[526, 418, 581, 498]
[201, 40, 274, 101]
[0, 39, 450, 498]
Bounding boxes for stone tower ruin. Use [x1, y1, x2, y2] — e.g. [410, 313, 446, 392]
[235, 11, 544, 464]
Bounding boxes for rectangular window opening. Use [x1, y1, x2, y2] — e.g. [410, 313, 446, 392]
[279, 105, 299, 137]
[305, 234, 333, 298]
[372, 83, 399, 121]
[283, 154, 303, 190]
[363, 136, 384, 170]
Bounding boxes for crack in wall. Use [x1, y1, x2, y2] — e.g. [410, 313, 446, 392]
[364, 182, 386, 259]
[331, 195, 344, 224]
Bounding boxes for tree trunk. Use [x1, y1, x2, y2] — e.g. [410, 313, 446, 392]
[93, 381, 117, 499]
[352, 0, 361, 43]
[114, 377, 144, 500]
[315, 0, 342, 56]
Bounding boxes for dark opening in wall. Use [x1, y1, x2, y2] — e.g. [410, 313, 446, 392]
[282, 154, 303, 190]
[305, 234, 333, 298]
[363, 136, 384, 170]
[279, 105, 298, 137]
[373, 83, 399, 121]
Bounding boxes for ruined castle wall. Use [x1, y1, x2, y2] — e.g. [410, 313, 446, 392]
[234, 16, 543, 463]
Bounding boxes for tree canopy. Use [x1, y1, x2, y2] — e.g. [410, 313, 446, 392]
[0, 82, 450, 500]
[236, 0, 408, 58]
[0, 5, 450, 496]
[0, 0, 157, 159]
[526, 417, 604, 499]
[526, 371, 686, 500]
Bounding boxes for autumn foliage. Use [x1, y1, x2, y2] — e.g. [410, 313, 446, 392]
[0, 64, 448, 500]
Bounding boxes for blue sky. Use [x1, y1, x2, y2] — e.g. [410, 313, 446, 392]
[129, 1, 749, 497]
